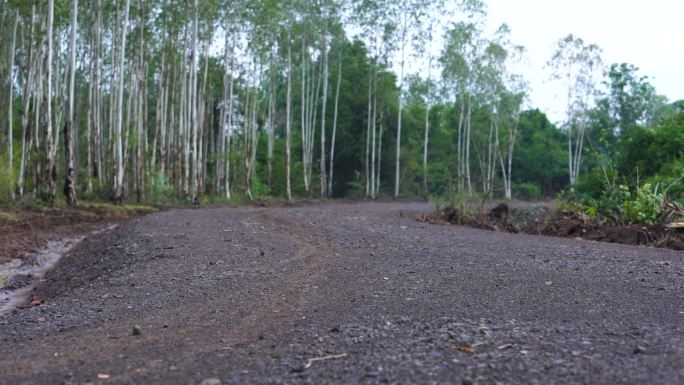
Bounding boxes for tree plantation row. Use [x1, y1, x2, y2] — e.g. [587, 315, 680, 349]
[0, 0, 680, 206]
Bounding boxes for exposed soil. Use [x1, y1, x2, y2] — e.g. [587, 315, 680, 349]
[0, 202, 682, 384]
[0, 205, 156, 265]
[421, 203, 684, 250]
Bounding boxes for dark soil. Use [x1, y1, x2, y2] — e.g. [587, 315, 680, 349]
[0, 205, 155, 264]
[422, 203, 684, 250]
[0, 202, 682, 384]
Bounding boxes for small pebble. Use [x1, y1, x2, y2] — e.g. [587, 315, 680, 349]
[633, 346, 646, 354]
[131, 325, 142, 336]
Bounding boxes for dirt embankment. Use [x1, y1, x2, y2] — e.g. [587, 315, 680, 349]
[420, 203, 684, 250]
[0, 204, 156, 265]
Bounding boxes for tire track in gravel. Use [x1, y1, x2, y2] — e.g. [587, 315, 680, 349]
[0, 202, 682, 385]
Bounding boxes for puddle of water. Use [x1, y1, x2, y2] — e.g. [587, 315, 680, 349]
[0, 224, 118, 317]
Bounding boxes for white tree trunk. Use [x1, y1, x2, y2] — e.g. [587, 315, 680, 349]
[64, 0, 78, 206]
[319, 26, 329, 197]
[7, 13, 18, 200]
[423, 51, 432, 197]
[18, 6, 36, 198]
[327, 59, 341, 196]
[45, 0, 56, 203]
[114, 0, 131, 202]
[285, 28, 293, 201]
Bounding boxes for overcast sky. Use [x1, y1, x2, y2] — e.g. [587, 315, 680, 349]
[483, 0, 684, 123]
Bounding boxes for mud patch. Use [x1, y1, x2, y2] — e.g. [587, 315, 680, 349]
[0, 225, 117, 316]
[0, 205, 154, 264]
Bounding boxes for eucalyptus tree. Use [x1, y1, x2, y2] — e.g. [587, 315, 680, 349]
[327, 56, 342, 196]
[219, 0, 241, 198]
[285, 13, 293, 201]
[6, 11, 18, 199]
[245, 0, 287, 198]
[389, 0, 431, 198]
[352, 0, 394, 198]
[295, 1, 329, 196]
[318, 0, 333, 197]
[421, 21, 434, 197]
[548, 34, 602, 186]
[416, 0, 448, 197]
[63, 0, 78, 206]
[476, 23, 524, 198]
[18, 5, 37, 198]
[441, 22, 476, 195]
[114, 0, 132, 202]
[602, 63, 661, 136]
[189, 0, 199, 204]
[44, 0, 56, 204]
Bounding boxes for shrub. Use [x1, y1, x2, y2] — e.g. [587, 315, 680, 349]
[620, 183, 664, 225]
[513, 182, 541, 201]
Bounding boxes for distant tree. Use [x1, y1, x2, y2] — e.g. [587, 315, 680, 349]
[548, 34, 603, 186]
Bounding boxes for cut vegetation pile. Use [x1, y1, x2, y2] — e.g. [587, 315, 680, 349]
[420, 203, 684, 251]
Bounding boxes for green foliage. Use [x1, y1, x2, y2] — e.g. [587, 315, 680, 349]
[0, 167, 14, 205]
[250, 176, 269, 201]
[615, 113, 684, 180]
[512, 109, 568, 195]
[620, 183, 664, 225]
[148, 171, 173, 205]
[574, 173, 681, 225]
[513, 182, 541, 201]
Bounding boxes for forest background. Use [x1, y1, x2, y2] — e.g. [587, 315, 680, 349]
[0, 0, 682, 225]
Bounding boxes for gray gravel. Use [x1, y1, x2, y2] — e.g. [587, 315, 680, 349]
[0, 202, 682, 385]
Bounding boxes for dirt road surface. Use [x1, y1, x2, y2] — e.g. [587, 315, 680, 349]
[1, 202, 682, 384]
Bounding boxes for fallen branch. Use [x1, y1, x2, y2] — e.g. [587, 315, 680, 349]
[303, 353, 348, 369]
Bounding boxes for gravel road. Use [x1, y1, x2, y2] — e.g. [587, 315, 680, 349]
[1, 202, 682, 385]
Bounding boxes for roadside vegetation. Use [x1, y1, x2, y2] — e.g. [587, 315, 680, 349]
[0, 0, 681, 242]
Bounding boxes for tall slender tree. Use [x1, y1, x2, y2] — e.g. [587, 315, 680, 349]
[64, 0, 79, 206]
[45, 0, 56, 204]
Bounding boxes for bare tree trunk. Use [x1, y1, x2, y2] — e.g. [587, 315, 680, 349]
[422, 31, 433, 199]
[457, 96, 464, 194]
[248, 68, 259, 200]
[370, 68, 377, 199]
[94, 0, 102, 189]
[466, 94, 472, 196]
[86, 7, 95, 193]
[44, 0, 56, 204]
[319, 23, 329, 197]
[224, 66, 234, 199]
[301, 41, 308, 194]
[135, 3, 145, 202]
[327, 59, 341, 197]
[18, 6, 36, 198]
[285, 27, 293, 201]
[376, 108, 384, 195]
[153, 54, 165, 177]
[114, 0, 131, 203]
[365, 65, 372, 198]
[394, 18, 407, 199]
[31, 20, 44, 197]
[6, 12, 18, 200]
[63, 0, 78, 206]
[190, 0, 199, 205]
[267, 56, 275, 190]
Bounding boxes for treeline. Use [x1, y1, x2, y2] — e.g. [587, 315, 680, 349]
[0, 0, 680, 207]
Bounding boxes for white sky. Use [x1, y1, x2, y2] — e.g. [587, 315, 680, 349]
[483, 0, 684, 123]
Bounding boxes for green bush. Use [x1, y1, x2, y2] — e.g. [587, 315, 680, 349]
[513, 182, 541, 200]
[0, 154, 15, 204]
[621, 183, 664, 225]
[148, 171, 174, 205]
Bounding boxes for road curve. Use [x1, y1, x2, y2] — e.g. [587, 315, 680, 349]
[0, 202, 682, 385]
